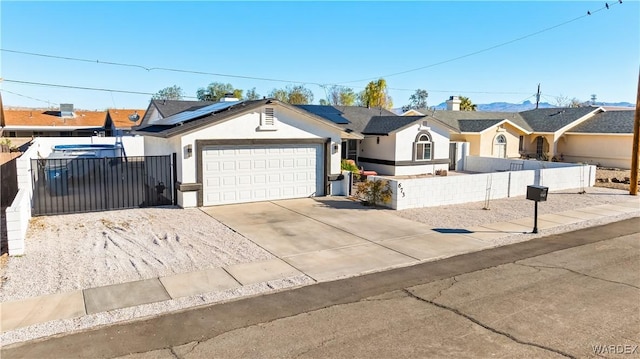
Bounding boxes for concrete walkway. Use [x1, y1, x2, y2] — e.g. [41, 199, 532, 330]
[1, 197, 639, 333]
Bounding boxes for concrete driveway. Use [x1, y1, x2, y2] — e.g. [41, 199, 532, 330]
[201, 198, 490, 282]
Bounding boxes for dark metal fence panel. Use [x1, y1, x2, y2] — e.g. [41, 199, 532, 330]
[1, 158, 19, 207]
[31, 155, 174, 216]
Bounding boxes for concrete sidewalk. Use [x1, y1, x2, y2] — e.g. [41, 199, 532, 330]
[1, 198, 638, 335]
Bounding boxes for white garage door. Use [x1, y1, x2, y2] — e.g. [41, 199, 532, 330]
[202, 144, 324, 206]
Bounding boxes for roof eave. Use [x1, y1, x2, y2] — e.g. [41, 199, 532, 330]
[564, 132, 631, 136]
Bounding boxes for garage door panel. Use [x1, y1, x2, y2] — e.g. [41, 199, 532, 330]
[222, 176, 236, 186]
[282, 159, 295, 168]
[203, 144, 323, 206]
[206, 177, 220, 187]
[254, 160, 267, 170]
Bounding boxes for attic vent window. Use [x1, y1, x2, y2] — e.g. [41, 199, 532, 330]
[258, 107, 278, 131]
[264, 108, 275, 126]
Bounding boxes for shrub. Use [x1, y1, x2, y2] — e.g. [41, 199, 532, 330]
[355, 179, 392, 207]
[341, 159, 361, 180]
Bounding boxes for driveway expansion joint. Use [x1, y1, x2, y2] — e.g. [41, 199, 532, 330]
[514, 262, 640, 290]
[402, 288, 577, 359]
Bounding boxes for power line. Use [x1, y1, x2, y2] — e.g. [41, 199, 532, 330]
[0, 1, 621, 95]
[2, 79, 199, 99]
[0, 88, 59, 106]
[0, 48, 323, 86]
[338, 1, 621, 84]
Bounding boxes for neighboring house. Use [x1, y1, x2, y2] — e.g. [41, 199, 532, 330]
[408, 96, 635, 168]
[139, 99, 216, 125]
[1, 104, 108, 137]
[297, 105, 459, 175]
[134, 98, 360, 208]
[557, 110, 635, 169]
[106, 108, 146, 135]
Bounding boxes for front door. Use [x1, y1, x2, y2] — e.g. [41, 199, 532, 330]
[449, 143, 457, 170]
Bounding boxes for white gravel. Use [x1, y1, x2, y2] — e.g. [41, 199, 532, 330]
[1, 187, 638, 345]
[0, 207, 274, 303]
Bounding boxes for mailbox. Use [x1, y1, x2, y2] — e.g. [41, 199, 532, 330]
[527, 185, 548, 202]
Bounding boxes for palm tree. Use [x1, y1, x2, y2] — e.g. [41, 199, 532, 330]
[459, 96, 477, 111]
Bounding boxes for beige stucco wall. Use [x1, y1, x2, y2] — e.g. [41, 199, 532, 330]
[557, 134, 633, 169]
[451, 133, 480, 156]
[451, 123, 524, 158]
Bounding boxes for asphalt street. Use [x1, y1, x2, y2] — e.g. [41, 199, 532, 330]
[2, 217, 639, 359]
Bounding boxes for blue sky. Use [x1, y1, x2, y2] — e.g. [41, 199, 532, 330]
[1, 1, 638, 110]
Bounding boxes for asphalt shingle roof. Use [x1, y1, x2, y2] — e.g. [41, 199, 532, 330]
[135, 99, 355, 138]
[457, 119, 504, 132]
[518, 107, 597, 132]
[135, 100, 267, 137]
[140, 99, 216, 125]
[418, 110, 533, 133]
[361, 116, 423, 135]
[296, 105, 397, 134]
[567, 110, 635, 134]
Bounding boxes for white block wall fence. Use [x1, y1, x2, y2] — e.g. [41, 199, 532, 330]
[372, 156, 596, 210]
[3, 136, 145, 255]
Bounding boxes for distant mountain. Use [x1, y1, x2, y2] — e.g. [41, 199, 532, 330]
[396, 100, 635, 113]
[592, 101, 635, 108]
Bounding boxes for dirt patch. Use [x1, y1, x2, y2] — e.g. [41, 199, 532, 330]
[0, 207, 274, 302]
[595, 168, 637, 191]
[0, 253, 8, 285]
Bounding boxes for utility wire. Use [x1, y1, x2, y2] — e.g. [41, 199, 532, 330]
[0, 49, 322, 86]
[0, 88, 59, 106]
[2, 79, 199, 99]
[0, 1, 621, 94]
[338, 1, 621, 84]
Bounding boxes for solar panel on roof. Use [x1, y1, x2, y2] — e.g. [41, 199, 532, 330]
[297, 105, 350, 124]
[154, 101, 240, 126]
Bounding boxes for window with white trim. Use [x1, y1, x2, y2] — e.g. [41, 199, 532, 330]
[415, 133, 432, 161]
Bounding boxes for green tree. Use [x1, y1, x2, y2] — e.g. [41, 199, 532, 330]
[402, 89, 429, 111]
[358, 79, 392, 109]
[196, 82, 243, 101]
[245, 87, 261, 100]
[459, 96, 477, 111]
[152, 85, 184, 100]
[268, 85, 314, 104]
[326, 85, 356, 106]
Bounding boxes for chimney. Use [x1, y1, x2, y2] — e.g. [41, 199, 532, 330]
[445, 96, 461, 111]
[219, 93, 239, 102]
[60, 103, 74, 117]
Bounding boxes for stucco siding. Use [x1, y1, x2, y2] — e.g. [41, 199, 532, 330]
[480, 125, 523, 158]
[394, 122, 450, 162]
[360, 136, 396, 161]
[557, 134, 633, 169]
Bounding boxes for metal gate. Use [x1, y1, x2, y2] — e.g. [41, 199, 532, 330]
[31, 154, 176, 216]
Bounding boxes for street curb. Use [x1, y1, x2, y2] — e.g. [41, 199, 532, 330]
[2, 217, 639, 359]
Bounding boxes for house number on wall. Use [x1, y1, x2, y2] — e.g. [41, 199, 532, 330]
[397, 183, 406, 198]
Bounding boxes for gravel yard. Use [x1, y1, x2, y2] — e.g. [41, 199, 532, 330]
[0, 207, 275, 303]
[393, 186, 636, 229]
[0, 185, 638, 345]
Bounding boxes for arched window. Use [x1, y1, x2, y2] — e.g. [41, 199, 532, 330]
[415, 132, 432, 161]
[493, 134, 507, 158]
